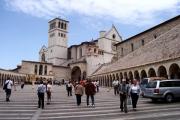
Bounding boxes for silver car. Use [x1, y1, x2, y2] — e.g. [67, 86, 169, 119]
[144, 79, 180, 102]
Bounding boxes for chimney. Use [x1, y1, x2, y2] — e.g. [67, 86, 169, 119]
[99, 31, 106, 38]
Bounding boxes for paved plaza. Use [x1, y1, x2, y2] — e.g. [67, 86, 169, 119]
[0, 85, 180, 120]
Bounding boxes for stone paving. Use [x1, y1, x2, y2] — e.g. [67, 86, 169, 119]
[0, 85, 180, 120]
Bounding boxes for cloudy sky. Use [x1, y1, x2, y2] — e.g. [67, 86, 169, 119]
[0, 0, 179, 69]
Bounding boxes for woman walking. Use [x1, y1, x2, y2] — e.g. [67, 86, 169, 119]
[74, 82, 84, 106]
[129, 79, 141, 111]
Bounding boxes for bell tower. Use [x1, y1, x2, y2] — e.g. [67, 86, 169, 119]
[47, 18, 69, 65]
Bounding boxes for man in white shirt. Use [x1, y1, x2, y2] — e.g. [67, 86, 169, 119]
[112, 79, 119, 95]
[4, 77, 13, 102]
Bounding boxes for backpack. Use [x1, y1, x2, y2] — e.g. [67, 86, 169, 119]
[3, 81, 9, 90]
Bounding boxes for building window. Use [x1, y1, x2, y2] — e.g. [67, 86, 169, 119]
[58, 33, 61, 36]
[79, 48, 82, 57]
[142, 39, 145, 46]
[58, 22, 61, 28]
[112, 34, 116, 39]
[94, 48, 97, 53]
[50, 33, 55, 37]
[64, 23, 67, 30]
[34, 65, 37, 75]
[39, 65, 43, 75]
[131, 43, 134, 51]
[153, 34, 157, 39]
[44, 66, 47, 75]
[121, 48, 123, 56]
[50, 22, 56, 30]
[61, 23, 64, 29]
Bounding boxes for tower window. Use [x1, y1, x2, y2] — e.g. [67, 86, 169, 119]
[50, 22, 56, 30]
[61, 23, 64, 29]
[79, 48, 82, 57]
[58, 33, 60, 36]
[58, 22, 61, 28]
[94, 48, 97, 53]
[131, 43, 134, 51]
[64, 23, 67, 30]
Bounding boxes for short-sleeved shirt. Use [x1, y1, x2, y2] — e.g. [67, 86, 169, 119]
[5, 80, 13, 89]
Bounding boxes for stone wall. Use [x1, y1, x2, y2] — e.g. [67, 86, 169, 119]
[117, 16, 180, 59]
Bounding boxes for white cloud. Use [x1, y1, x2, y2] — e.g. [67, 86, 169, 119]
[4, 0, 180, 26]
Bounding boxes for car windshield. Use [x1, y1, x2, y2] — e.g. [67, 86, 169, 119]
[146, 81, 157, 88]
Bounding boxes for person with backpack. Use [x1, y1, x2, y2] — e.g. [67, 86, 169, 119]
[3, 77, 13, 102]
[37, 80, 46, 109]
[74, 82, 84, 106]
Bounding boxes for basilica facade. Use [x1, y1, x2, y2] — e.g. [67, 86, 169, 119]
[0, 15, 180, 86]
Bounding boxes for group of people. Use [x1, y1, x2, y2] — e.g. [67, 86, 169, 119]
[3, 77, 140, 112]
[113, 79, 141, 113]
[66, 80, 98, 107]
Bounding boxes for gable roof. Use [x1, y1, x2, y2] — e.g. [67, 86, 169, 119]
[104, 24, 122, 40]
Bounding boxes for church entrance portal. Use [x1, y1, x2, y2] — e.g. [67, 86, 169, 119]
[71, 66, 81, 81]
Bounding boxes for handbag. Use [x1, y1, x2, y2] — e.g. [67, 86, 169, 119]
[127, 97, 132, 106]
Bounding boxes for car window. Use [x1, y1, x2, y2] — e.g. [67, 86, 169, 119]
[172, 81, 180, 87]
[146, 81, 157, 88]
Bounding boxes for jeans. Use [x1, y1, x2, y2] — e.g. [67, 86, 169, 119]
[38, 93, 44, 109]
[86, 95, 94, 105]
[131, 93, 139, 108]
[5, 89, 11, 101]
[76, 94, 82, 106]
[120, 93, 127, 112]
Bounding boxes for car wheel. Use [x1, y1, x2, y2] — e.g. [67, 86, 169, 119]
[165, 94, 173, 103]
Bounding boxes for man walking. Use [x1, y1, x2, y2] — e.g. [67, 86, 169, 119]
[85, 80, 96, 107]
[3, 77, 13, 102]
[119, 79, 129, 113]
[37, 80, 46, 109]
[112, 79, 119, 95]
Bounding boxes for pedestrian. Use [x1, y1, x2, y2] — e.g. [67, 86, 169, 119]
[129, 79, 141, 111]
[46, 81, 52, 105]
[74, 82, 84, 106]
[84, 80, 96, 107]
[67, 81, 73, 96]
[3, 77, 13, 102]
[119, 79, 129, 113]
[96, 80, 100, 92]
[112, 79, 119, 95]
[37, 80, 46, 109]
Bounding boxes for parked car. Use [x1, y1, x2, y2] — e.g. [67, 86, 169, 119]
[144, 79, 180, 102]
[140, 77, 166, 97]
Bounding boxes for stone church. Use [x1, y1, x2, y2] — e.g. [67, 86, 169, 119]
[0, 15, 180, 85]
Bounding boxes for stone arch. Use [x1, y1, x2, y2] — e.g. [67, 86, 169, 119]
[128, 71, 134, 81]
[134, 70, 140, 81]
[107, 75, 110, 87]
[124, 72, 128, 79]
[110, 74, 113, 87]
[169, 63, 180, 79]
[112, 74, 116, 80]
[116, 73, 119, 80]
[141, 70, 147, 79]
[120, 72, 123, 82]
[71, 66, 81, 81]
[158, 66, 168, 78]
[148, 68, 157, 77]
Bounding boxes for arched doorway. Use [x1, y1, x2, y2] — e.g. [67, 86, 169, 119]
[71, 66, 81, 81]
[158, 66, 168, 78]
[148, 68, 156, 77]
[169, 63, 180, 79]
[141, 70, 147, 79]
[128, 71, 133, 82]
[134, 70, 140, 81]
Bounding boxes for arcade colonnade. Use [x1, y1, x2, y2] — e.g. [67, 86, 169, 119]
[91, 58, 180, 87]
[0, 70, 26, 86]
